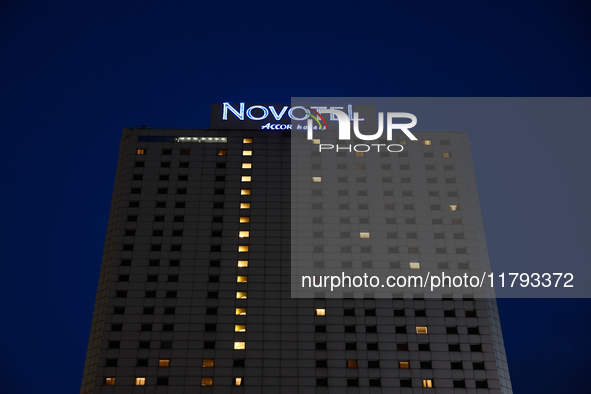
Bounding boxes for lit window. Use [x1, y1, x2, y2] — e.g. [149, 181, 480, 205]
[136, 149, 145, 155]
[158, 359, 170, 367]
[449, 204, 458, 211]
[360, 232, 370, 239]
[423, 140, 432, 145]
[239, 231, 249, 238]
[399, 361, 410, 369]
[355, 152, 364, 157]
[135, 377, 146, 386]
[238, 246, 249, 252]
[312, 139, 320, 144]
[234, 342, 246, 350]
[243, 138, 252, 143]
[356, 164, 365, 169]
[234, 378, 244, 386]
[243, 150, 252, 156]
[238, 260, 248, 267]
[240, 203, 250, 209]
[235, 324, 246, 332]
[236, 292, 247, 299]
[236, 308, 247, 315]
[398, 139, 407, 145]
[409, 261, 421, 269]
[416, 326, 428, 334]
[242, 176, 251, 182]
[312, 177, 322, 182]
[237, 276, 248, 283]
[442, 152, 451, 158]
[201, 377, 213, 386]
[240, 217, 250, 223]
[217, 150, 227, 156]
[104, 377, 115, 385]
[315, 308, 326, 316]
[423, 379, 433, 388]
[347, 360, 358, 368]
[202, 359, 214, 367]
[242, 163, 252, 169]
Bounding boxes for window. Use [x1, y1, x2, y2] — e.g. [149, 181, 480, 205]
[116, 290, 127, 298]
[399, 361, 410, 369]
[236, 292, 247, 299]
[240, 203, 250, 209]
[453, 380, 466, 388]
[236, 308, 246, 315]
[134, 161, 144, 167]
[238, 260, 248, 267]
[201, 377, 213, 386]
[135, 377, 146, 386]
[104, 378, 115, 385]
[243, 150, 252, 156]
[204, 341, 215, 349]
[234, 342, 246, 350]
[315, 325, 326, 332]
[139, 341, 150, 349]
[141, 324, 152, 332]
[312, 176, 322, 183]
[217, 150, 227, 156]
[178, 175, 188, 181]
[315, 342, 327, 350]
[360, 232, 370, 238]
[205, 324, 216, 332]
[367, 343, 378, 350]
[235, 324, 246, 332]
[345, 325, 355, 333]
[316, 378, 328, 386]
[415, 309, 426, 317]
[239, 231, 249, 238]
[345, 343, 357, 350]
[160, 341, 172, 349]
[347, 360, 357, 368]
[206, 307, 217, 315]
[449, 204, 458, 211]
[465, 310, 477, 317]
[238, 246, 249, 252]
[242, 176, 251, 182]
[420, 361, 432, 369]
[470, 344, 483, 352]
[368, 360, 380, 368]
[409, 261, 420, 269]
[243, 138, 252, 143]
[315, 308, 326, 316]
[418, 343, 430, 351]
[242, 163, 252, 169]
[416, 326, 428, 334]
[397, 343, 408, 351]
[444, 310, 455, 317]
[111, 324, 122, 331]
[473, 362, 485, 370]
[164, 307, 175, 315]
[163, 324, 174, 331]
[159, 359, 170, 367]
[366, 325, 377, 333]
[476, 381, 489, 388]
[446, 326, 458, 334]
[422, 379, 433, 388]
[241, 189, 251, 195]
[202, 359, 214, 367]
[449, 344, 461, 352]
[442, 152, 451, 158]
[395, 326, 407, 333]
[237, 276, 247, 283]
[355, 152, 364, 157]
[312, 138, 321, 144]
[234, 359, 245, 367]
[105, 359, 117, 367]
[468, 327, 480, 335]
[234, 377, 244, 386]
[451, 361, 463, 369]
[422, 139, 432, 145]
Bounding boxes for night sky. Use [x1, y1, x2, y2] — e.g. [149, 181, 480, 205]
[1, 1, 590, 393]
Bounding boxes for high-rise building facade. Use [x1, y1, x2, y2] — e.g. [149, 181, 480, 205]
[81, 122, 512, 393]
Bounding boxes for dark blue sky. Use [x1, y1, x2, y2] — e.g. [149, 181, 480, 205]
[1, 1, 590, 393]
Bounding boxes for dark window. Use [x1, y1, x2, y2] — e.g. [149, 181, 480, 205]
[315, 342, 327, 350]
[213, 202, 224, 208]
[176, 188, 186, 194]
[154, 215, 164, 222]
[366, 326, 377, 333]
[178, 174, 188, 181]
[173, 215, 184, 222]
[141, 324, 152, 332]
[159, 174, 169, 181]
[345, 325, 355, 333]
[368, 360, 380, 368]
[205, 324, 216, 332]
[111, 324, 122, 331]
[453, 380, 466, 388]
[415, 309, 426, 317]
[113, 307, 124, 314]
[420, 361, 432, 369]
[316, 360, 327, 368]
[204, 341, 215, 349]
[170, 244, 181, 251]
[369, 379, 381, 387]
[207, 291, 218, 299]
[209, 260, 220, 267]
[468, 327, 480, 335]
[116, 290, 127, 298]
[127, 215, 137, 222]
[143, 307, 154, 314]
[473, 362, 486, 370]
[175, 202, 185, 208]
[418, 343, 430, 351]
[166, 291, 177, 298]
[210, 245, 221, 252]
[108, 341, 120, 349]
[157, 188, 167, 194]
[344, 308, 355, 316]
[347, 379, 359, 387]
[129, 201, 139, 208]
[400, 379, 412, 387]
[156, 377, 169, 386]
[446, 327, 459, 334]
[365, 309, 376, 316]
[161, 162, 171, 168]
[145, 291, 156, 298]
[169, 259, 180, 266]
[465, 310, 477, 317]
[131, 187, 141, 194]
[395, 326, 407, 334]
[139, 341, 150, 349]
[105, 359, 117, 367]
[118, 275, 129, 282]
[179, 162, 189, 168]
[367, 343, 378, 350]
[136, 359, 148, 367]
[164, 307, 175, 315]
[168, 275, 178, 282]
[147, 275, 157, 282]
[172, 230, 183, 237]
[316, 378, 328, 386]
[215, 175, 225, 181]
[444, 310, 455, 317]
[160, 341, 172, 349]
[394, 309, 405, 317]
[449, 344, 461, 352]
[234, 359, 245, 367]
[451, 361, 463, 369]
[134, 161, 144, 167]
[212, 216, 223, 223]
[476, 381, 489, 388]
[206, 307, 217, 315]
[315, 325, 326, 333]
[152, 230, 163, 237]
[162, 149, 172, 155]
[345, 343, 356, 350]
[397, 343, 408, 351]
[216, 162, 226, 169]
[470, 344, 483, 352]
[151, 245, 161, 251]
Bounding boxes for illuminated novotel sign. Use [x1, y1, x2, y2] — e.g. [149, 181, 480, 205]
[209, 102, 367, 130]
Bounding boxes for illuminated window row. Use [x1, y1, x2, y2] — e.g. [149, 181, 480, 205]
[201, 377, 244, 386]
